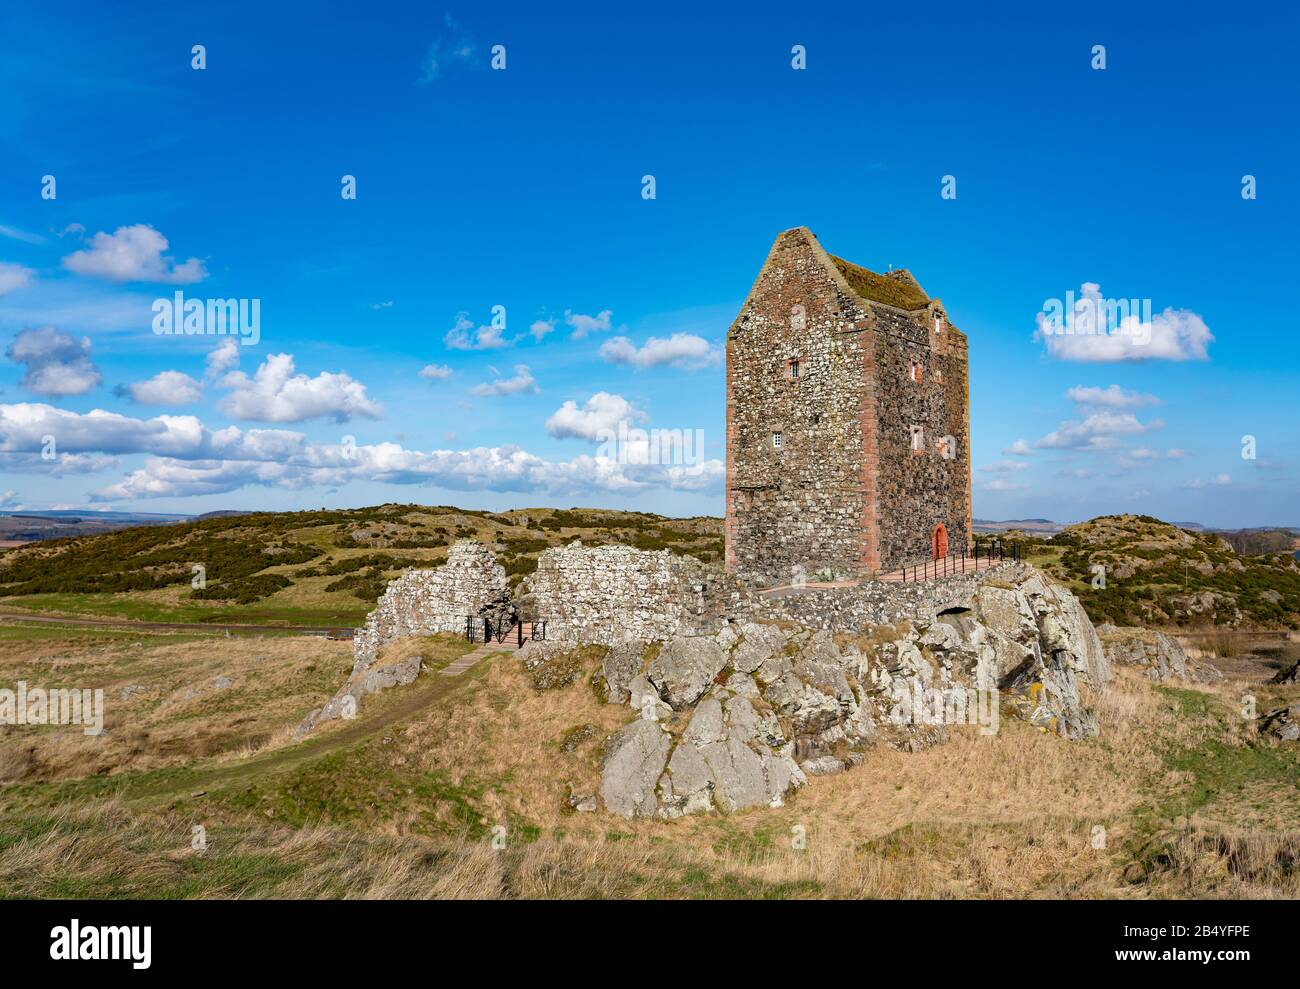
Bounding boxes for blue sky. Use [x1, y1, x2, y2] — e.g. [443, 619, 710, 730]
[1, 1, 1296, 526]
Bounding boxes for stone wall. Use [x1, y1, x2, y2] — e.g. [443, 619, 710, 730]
[870, 300, 972, 570]
[733, 564, 1018, 633]
[725, 226, 971, 582]
[725, 227, 875, 582]
[352, 540, 512, 664]
[518, 542, 730, 645]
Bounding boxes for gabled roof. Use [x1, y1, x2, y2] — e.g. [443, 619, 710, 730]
[828, 254, 930, 311]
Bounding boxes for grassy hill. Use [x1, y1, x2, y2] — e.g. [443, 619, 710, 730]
[0, 505, 722, 626]
[2, 505, 1296, 631]
[1010, 514, 1300, 630]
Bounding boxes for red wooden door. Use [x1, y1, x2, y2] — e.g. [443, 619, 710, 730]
[932, 523, 948, 560]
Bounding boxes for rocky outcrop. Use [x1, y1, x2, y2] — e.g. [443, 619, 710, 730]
[599, 718, 672, 817]
[294, 654, 423, 738]
[352, 540, 512, 664]
[1098, 625, 1224, 683]
[1272, 661, 1299, 685]
[1259, 704, 1299, 742]
[646, 637, 728, 708]
[596, 567, 1111, 818]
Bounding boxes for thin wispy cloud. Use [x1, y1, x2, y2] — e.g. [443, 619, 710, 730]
[419, 15, 476, 83]
[470, 364, 538, 396]
[0, 261, 35, 296]
[0, 223, 45, 245]
[599, 333, 721, 370]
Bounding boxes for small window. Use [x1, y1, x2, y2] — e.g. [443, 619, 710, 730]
[910, 425, 924, 453]
[934, 315, 944, 334]
[910, 362, 923, 383]
[933, 368, 943, 383]
[773, 431, 783, 450]
[790, 359, 800, 379]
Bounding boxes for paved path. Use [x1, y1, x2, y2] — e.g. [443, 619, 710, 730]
[440, 624, 537, 676]
[759, 556, 1006, 595]
[875, 555, 1004, 583]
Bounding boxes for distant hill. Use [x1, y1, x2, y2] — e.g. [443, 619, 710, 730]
[972, 518, 1063, 534]
[1210, 528, 1298, 556]
[1035, 514, 1300, 629]
[0, 504, 721, 626]
[0, 510, 191, 544]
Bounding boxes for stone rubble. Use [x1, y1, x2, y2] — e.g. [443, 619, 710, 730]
[1259, 704, 1300, 742]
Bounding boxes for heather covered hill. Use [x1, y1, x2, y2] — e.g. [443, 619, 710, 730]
[1027, 515, 1300, 630]
[0, 505, 722, 626]
[1, 506, 1295, 631]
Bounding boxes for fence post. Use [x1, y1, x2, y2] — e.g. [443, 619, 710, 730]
[517, 620, 523, 647]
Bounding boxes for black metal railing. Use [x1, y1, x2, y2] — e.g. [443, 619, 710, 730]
[902, 540, 1020, 582]
[462, 616, 547, 645]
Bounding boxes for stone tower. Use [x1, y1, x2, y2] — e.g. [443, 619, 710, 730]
[724, 227, 971, 583]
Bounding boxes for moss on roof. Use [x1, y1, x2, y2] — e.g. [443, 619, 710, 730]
[829, 255, 930, 310]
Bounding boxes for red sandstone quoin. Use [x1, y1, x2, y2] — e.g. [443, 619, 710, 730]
[724, 227, 972, 583]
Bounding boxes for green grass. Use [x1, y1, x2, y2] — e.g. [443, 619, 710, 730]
[1122, 684, 1300, 880]
[0, 593, 368, 626]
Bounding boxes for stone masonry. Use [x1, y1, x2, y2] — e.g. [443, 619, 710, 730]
[517, 542, 730, 645]
[725, 226, 972, 583]
[352, 540, 512, 664]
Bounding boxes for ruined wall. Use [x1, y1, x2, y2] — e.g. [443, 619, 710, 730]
[725, 226, 972, 581]
[518, 542, 730, 645]
[352, 540, 512, 664]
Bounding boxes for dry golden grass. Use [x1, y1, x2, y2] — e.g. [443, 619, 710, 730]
[1, 632, 1295, 899]
[0, 633, 351, 781]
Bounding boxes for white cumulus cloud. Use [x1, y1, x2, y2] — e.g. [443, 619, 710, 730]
[1066, 384, 1160, 409]
[119, 370, 203, 406]
[0, 403, 724, 502]
[217, 353, 382, 423]
[204, 339, 241, 382]
[5, 327, 102, 396]
[545, 392, 644, 440]
[1036, 282, 1212, 362]
[1035, 411, 1164, 451]
[565, 309, 613, 340]
[1002, 439, 1035, 457]
[62, 224, 207, 284]
[443, 312, 508, 351]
